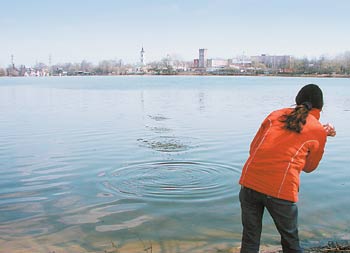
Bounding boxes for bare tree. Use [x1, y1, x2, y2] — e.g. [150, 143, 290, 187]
[0, 68, 6, 76]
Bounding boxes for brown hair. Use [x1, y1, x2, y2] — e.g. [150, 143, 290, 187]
[280, 84, 323, 133]
[280, 102, 312, 133]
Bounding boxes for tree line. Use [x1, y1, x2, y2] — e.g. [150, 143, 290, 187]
[1, 51, 350, 76]
[291, 52, 350, 75]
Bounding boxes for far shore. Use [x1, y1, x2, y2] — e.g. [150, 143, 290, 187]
[1, 73, 350, 79]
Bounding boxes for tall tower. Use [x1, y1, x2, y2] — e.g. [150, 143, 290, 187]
[198, 48, 207, 68]
[48, 54, 52, 76]
[11, 54, 15, 68]
[140, 46, 145, 66]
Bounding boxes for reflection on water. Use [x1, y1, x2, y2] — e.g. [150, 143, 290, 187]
[0, 76, 349, 252]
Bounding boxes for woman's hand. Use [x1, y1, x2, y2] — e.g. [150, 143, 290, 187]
[323, 123, 336, 137]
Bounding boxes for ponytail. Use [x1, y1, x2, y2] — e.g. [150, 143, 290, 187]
[280, 102, 312, 133]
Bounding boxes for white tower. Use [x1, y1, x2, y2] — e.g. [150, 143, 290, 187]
[140, 46, 145, 66]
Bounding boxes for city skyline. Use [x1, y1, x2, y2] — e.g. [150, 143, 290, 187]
[1, 0, 350, 67]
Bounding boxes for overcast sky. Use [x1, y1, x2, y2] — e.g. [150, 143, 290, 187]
[1, 0, 349, 66]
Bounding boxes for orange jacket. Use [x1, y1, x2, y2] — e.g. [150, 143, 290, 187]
[239, 108, 327, 202]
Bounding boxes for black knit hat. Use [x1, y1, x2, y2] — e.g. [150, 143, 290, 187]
[295, 84, 324, 110]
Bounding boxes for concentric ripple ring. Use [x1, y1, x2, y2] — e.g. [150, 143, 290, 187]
[105, 160, 241, 203]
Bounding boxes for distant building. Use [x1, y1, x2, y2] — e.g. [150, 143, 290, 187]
[251, 54, 292, 69]
[207, 59, 229, 68]
[198, 48, 207, 68]
[193, 59, 199, 68]
[229, 58, 252, 67]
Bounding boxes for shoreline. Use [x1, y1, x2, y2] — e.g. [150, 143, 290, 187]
[1, 73, 350, 78]
[1, 234, 349, 253]
[99, 240, 350, 253]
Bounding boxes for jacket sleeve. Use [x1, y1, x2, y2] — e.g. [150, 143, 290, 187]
[249, 116, 271, 155]
[302, 132, 327, 173]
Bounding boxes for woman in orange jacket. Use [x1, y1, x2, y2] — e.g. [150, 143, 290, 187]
[239, 84, 336, 253]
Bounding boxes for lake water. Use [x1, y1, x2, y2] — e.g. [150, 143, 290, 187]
[0, 76, 349, 252]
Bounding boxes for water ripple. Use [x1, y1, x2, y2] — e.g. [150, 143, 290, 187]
[137, 136, 199, 153]
[104, 160, 241, 203]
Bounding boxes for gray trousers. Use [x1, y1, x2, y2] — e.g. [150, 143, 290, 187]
[239, 186, 302, 253]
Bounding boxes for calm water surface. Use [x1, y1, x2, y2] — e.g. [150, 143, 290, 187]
[0, 76, 349, 252]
